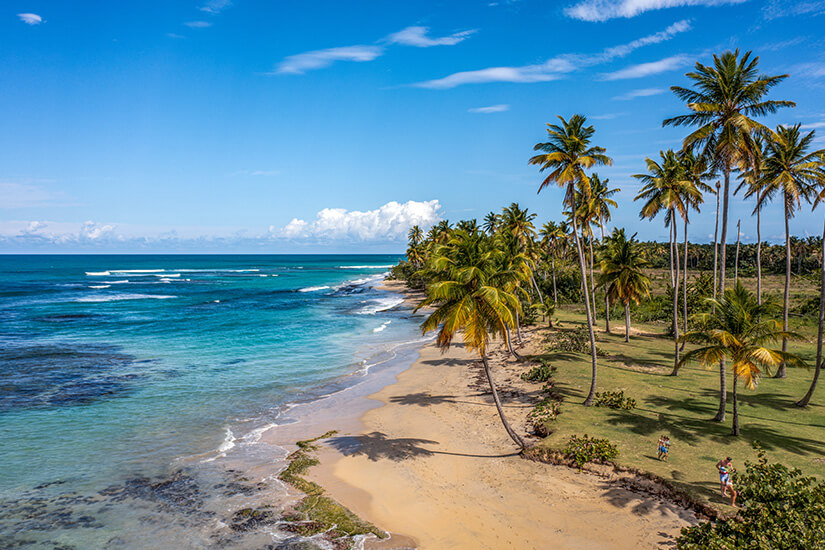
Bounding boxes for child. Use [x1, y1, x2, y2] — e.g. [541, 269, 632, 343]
[657, 435, 670, 461]
[716, 457, 738, 506]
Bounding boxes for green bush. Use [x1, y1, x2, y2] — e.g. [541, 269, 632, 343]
[528, 398, 560, 437]
[521, 360, 556, 382]
[544, 327, 604, 355]
[594, 390, 636, 410]
[563, 434, 619, 469]
[677, 444, 825, 549]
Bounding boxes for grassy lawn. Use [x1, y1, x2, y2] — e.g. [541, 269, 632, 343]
[530, 303, 825, 512]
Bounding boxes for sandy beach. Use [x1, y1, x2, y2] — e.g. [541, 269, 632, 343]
[304, 281, 697, 549]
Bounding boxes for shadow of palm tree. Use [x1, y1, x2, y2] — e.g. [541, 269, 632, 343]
[599, 485, 683, 517]
[327, 432, 520, 461]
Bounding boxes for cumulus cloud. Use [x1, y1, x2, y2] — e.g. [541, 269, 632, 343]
[612, 87, 666, 100]
[598, 54, 689, 80]
[79, 221, 116, 241]
[275, 200, 441, 242]
[386, 26, 477, 47]
[276, 45, 385, 74]
[184, 21, 212, 28]
[413, 20, 690, 88]
[468, 104, 511, 113]
[564, 0, 748, 22]
[17, 13, 42, 25]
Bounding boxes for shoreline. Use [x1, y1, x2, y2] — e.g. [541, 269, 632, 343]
[302, 281, 698, 549]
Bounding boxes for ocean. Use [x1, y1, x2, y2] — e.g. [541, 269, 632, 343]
[0, 255, 426, 548]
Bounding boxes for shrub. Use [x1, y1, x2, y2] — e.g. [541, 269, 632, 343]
[544, 327, 604, 355]
[528, 398, 560, 437]
[594, 390, 636, 410]
[563, 434, 619, 469]
[677, 443, 825, 549]
[521, 360, 556, 382]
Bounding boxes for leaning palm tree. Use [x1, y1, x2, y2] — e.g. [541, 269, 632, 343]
[530, 114, 612, 406]
[736, 136, 768, 305]
[758, 124, 825, 379]
[678, 283, 804, 436]
[798, 188, 825, 407]
[417, 231, 526, 448]
[634, 150, 699, 375]
[572, 186, 601, 327]
[597, 229, 651, 342]
[664, 49, 795, 420]
[679, 150, 712, 340]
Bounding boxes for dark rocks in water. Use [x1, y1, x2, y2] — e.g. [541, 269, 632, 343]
[228, 507, 278, 532]
[33, 480, 67, 490]
[98, 470, 206, 517]
[272, 539, 325, 550]
[279, 520, 326, 537]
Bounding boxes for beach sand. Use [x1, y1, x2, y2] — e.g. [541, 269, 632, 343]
[306, 292, 696, 549]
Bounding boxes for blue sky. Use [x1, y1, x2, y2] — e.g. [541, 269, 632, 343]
[2, 0, 825, 252]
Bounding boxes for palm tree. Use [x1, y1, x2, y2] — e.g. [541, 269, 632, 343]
[482, 212, 499, 235]
[589, 174, 620, 333]
[736, 136, 768, 305]
[712, 180, 721, 300]
[597, 229, 651, 342]
[417, 231, 525, 448]
[634, 150, 699, 375]
[540, 221, 562, 306]
[734, 219, 742, 284]
[573, 186, 601, 327]
[798, 189, 825, 407]
[664, 49, 795, 420]
[678, 283, 804, 436]
[758, 125, 824, 378]
[530, 114, 612, 406]
[407, 225, 425, 269]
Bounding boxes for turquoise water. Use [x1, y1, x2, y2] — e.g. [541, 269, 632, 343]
[0, 255, 422, 548]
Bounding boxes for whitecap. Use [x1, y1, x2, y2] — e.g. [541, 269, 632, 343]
[85, 271, 111, 276]
[338, 265, 394, 269]
[110, 269, 165, 274]
[298, 285, 330, 293]
[74, 293, 177, 303]
[89, 285, 111, 289]
[373, 321, 391, 333]
[358, 297, 404, 315]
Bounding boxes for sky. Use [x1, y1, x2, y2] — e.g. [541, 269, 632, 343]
[2, 0, 825, 253]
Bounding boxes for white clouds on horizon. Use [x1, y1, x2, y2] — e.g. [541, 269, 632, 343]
[612, 87, 667, 100]
[413, 19, 691, 89]
[17, 13, 42, 25]
[276, 200, 441, 242]
[468, 104, 510, 113]
[276, 26, 475, 75]
[599, 54, 689, 80]
[564, 0, 748, 22]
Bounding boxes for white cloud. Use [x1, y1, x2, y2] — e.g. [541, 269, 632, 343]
[564, 0, 748, 22]
[413, 20, 690, 89]
[763, 0, 825, 19]
[22, 221, 48, 234]
[184, 21, 212, 28]
[79, 221, 116, 241]
[468, 104, 510, 113]
[276, 45, 385, 74]
[599, 54, 689, 80]
[275, 200, 442, 242]
[199, 0, 232, 14]
[794, 63, 825, 78]
[591, 112, 627, 119]
[387, 26, 477, 47]
[612, 87, 666, 100]
[17, 13, 42, 25]
[801, 121, 825, 129]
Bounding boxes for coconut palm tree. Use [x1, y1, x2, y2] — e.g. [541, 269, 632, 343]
[736, 136, 768, 305]
[712, 180, 721, 300]
[634, 150, 700, 375]
[798, 189, 825, 407]
[530, 114, 612, 406]
[573, 186, 602, 327]
[678, 283, 804, 436]
[590, 174, 620, 333]
[482, 212, 499, 235]
[597, 229, 651, 342]
[540, 221, 561, 306]
[417, 230, 526, 448]
[758, 124, 825, 378]
[664, 49, 795, 420]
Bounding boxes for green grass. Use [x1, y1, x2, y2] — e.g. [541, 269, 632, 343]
[531, 306, 825, 512]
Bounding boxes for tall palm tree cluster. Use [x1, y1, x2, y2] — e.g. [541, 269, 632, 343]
[394, 49, 825, 446]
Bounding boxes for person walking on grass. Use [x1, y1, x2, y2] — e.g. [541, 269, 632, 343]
[657, 435, 671, 461]
[717, 457, 738, 507]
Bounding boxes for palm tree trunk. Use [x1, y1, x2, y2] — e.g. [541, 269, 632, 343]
[552, 259, 558, 307]
[681, 216, 689, 351]
[588, 232, 598, 326]
[531, 274, 544, 305]
[624, 302, 630, 343]
[797, 216, 825, 407]
[713, 183, 720, 301]
[505, 325, 521, 360]
[570, 189, 599, 407]
[714, 168, 731, 422]
[670, 215, 681, 376]
[777, 196, 790, 379]
[731, 375, 740, 436]
[757, 189, 762, 305]
[481, 353, 525, 448]
[515, 309, 523, 344]
[734, 219, 741, 285]
[600, 222, 610, 334]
